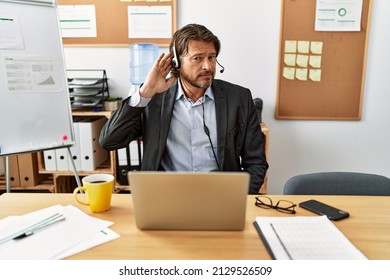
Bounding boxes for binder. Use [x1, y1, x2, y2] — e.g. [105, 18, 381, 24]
[79, 117, 108, 171]
[43, 150, 57, 171]
[116, 146, 130, 185]
[55, 148, 69, 171]
[116, 138, 143, 185]
[18, 153, 42, 187]
[130, 140, 143, 166]
[3, 155, 20, 187]
[0, 159, 3, 176]
[253, 216, 368, 260]
[68, 117, 82, 171]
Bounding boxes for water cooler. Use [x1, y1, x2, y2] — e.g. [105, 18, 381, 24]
[129, 43, 159, 87]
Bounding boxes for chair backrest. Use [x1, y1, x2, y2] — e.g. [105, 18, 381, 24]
[283, 172, 390, 196]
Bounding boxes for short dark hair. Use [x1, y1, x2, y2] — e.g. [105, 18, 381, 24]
[170, 24, 220, 77]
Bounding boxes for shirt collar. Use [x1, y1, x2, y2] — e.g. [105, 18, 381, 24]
[176, 79, 215, 102]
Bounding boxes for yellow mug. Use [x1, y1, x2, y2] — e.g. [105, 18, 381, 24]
[73, 174, 114, 213]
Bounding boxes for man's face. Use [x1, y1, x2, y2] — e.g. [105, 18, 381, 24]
[179, 40, 217, 90]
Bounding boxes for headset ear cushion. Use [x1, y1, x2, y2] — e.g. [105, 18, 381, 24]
[172, 58, 178, 68]
[172, 41, 180, 69]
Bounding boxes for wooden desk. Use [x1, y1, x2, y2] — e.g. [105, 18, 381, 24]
[0, 193, 389, 260]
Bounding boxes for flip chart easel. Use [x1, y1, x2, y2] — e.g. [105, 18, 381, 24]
[0, 0, 81, 192]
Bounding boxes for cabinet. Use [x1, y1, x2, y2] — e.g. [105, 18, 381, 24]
[1, 154, 53, 193]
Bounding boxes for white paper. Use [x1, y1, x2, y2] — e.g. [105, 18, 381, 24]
[255, 215, 367, 260]
[0, 10, 24, 49]
[56, 228, 119, 259]
[0, 205, 119, 260]
[59, 5, 97, 38]
[315, 0, 363, 31]
[128, 6, 172, 38]
[2, 55, 61, 93]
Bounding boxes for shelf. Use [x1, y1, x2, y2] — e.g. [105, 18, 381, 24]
[35, 109, 116, 193]
[1, 109, 116, 194]
[0, 175, 55, 193]
[71, 109, 113, 119]
[38, 157, 114, 176]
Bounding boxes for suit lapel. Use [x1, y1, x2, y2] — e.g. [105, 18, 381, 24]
[158, 84, 177, 156]
[213, 81, 227, 168]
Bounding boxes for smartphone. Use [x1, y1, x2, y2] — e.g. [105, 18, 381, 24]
[299, 199, 349, 221]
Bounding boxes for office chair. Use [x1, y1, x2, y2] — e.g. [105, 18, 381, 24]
[283, 172, 390, 196]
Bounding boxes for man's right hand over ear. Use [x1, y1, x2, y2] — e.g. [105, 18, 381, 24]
[139, 52, 178, 99]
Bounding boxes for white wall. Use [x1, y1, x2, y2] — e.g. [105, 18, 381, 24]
[63, 0, 390, 194]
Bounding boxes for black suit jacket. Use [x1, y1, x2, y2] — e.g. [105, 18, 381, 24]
[99, 79, 268, 193]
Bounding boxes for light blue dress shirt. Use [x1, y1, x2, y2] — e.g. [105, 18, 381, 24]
[128, 83, 219, 172]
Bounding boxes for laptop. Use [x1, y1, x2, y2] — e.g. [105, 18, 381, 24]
[128, 171, 250, 231]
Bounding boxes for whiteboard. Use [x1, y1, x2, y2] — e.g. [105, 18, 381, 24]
[0, 0, 74, 156]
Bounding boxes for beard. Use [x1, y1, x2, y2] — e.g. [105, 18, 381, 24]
[180, 70, 214, 89]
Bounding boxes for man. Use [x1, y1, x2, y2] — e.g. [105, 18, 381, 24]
[99, 23, 268, 194]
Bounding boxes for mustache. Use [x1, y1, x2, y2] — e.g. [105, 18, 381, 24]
[198, 70, 214, 77]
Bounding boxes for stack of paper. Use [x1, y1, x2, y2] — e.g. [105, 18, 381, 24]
[0, 205, 119, 260]
[254, 216, 367, 260]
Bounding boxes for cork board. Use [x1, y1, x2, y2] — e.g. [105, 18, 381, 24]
[275, 0, 372, 120]
[58, 0, 177, 46]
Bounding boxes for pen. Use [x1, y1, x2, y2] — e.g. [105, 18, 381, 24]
[0, 213, 65, 245]
[13, 215, 66, 240]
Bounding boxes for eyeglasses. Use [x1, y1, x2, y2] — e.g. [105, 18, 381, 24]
[255, 196, 296, 214]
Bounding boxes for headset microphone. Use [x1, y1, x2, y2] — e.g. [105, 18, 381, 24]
[216, 60, 225, 73]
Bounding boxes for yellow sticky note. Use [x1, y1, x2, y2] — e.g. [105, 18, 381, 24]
[296, 68, 308, 81]
[309, 69, 322, 82]
[284, 54, 296, 66]
[309, 55, 322, 68]
[283, 67, 295, 80]
[285, 40, 297, 53]
[296, 55, 309, 67]
[298, 41, 310, 54]
[311, 41, 323, 54]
